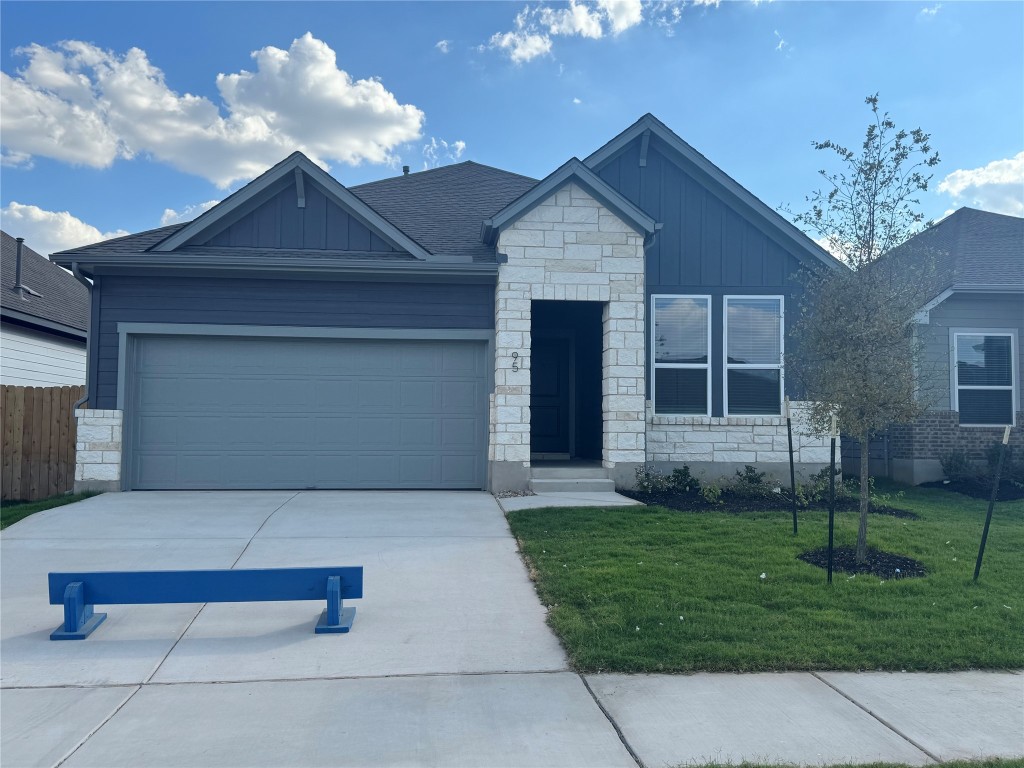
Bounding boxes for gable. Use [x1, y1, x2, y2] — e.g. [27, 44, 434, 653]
[201, 175, 397, 253]
[153, 153, 433, 259]
[586, 116, 840, 273]
[595, 136, 804, 287]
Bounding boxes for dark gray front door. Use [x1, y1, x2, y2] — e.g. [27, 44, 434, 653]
[126, 335, 487, 490]
[530, 336, 571, 455]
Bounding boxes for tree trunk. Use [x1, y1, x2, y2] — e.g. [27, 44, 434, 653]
[857, 429, 870, 563]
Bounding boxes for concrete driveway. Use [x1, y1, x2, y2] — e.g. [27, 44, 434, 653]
[1, 491, 634, 768]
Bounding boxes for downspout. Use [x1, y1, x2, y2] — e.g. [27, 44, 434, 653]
[71, 262, 92, 410]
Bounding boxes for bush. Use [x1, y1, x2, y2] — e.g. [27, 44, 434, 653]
[729, 465, 782, 500]
[940, 449, 977, 482]
[700, 483, 722, 505]
[634, 465, 672, 493]
[796, 467, 858, 506]
[670, 466, 702, 494]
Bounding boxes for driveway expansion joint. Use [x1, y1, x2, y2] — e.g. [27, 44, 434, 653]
[809, 671, 942, 763]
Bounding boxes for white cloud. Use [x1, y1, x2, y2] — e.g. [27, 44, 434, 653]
[596, 0, 644, 34]
[1, 33, 424, 188]
[160, 200, 220, 226]
[937, 152, 1024, 217]
[487, 0, 680, 63]
[490, 28, 555, 63]
[422, 137, 467, 169]
[919, 4, 941, 17]
[691, 0, 720, 7]
[435, 40, 451, 53]
[572, 97, 583, 105]
[0, 202, 129, 257]
[774, 30, 788, 52]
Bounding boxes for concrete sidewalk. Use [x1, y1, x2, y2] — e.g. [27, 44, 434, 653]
[2, 491, 1021, 767]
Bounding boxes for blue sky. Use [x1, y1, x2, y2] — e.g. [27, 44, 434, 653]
[1, 0, 1022, 256]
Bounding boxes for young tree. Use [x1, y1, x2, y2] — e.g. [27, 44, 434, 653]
[789, 94, 940, 563]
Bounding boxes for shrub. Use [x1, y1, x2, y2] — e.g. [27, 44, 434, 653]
[700, 483, 722, 505]
[940, 449, 976, 482]
[796, 467, 856, 506]
[634, 464, 672, 493]
[669, 466, 702, 494]
[729, 465, 782, 500]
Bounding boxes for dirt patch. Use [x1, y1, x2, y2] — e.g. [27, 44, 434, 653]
[798, 546, 927, 579]
[619, 489, 918, 519]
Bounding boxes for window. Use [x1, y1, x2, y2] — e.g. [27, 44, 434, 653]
[954, 333, 1016, 426]
[652, 295, 711, 415]
[724, 296, 783, 416]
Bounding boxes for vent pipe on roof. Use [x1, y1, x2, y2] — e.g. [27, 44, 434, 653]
[402, 165, 410, 176]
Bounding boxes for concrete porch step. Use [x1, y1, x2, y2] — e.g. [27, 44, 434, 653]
[530, 466, 608, 480]
[528, 478, 617, 493]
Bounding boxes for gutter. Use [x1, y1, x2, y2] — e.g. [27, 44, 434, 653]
[50, 253, 500, 278]
[70, 262, 92, 410]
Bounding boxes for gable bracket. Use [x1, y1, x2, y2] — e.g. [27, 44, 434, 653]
[294, 169, 306, 209]
[639, 129, 650, 168]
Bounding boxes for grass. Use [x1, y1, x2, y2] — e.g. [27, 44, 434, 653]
[0, 492, 100, 530]
[506, 482, 1024, 673]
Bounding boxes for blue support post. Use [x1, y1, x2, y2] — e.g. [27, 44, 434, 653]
[315, 575, 356, 634]
[50, 582, 107, 640]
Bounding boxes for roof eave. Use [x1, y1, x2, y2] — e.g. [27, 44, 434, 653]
[50, 252, 498, 278]
[0, 306, 88, 339]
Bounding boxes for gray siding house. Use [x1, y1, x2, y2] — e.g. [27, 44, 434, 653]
[53, 114, 839, 493]
[883, 209, 1024, 484]
[1, 232, 89, 387]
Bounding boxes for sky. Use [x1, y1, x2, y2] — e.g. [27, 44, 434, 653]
[1, 0, 1022, 257]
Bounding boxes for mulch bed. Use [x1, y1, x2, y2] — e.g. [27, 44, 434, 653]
[798, 546, 927, 579]
[619, 489, 918, 519]
[920, 478, 1024, 501]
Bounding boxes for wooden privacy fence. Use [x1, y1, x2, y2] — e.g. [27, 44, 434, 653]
[2, 385, 84, 502]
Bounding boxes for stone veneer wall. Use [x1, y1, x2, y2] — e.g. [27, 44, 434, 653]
[74, 408, 123, 492]
[489, 182, 646, 491]
[646, 402, 831, 481]
[888, 410, 1024, 484]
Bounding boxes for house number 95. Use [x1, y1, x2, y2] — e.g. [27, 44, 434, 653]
[512, 352, 521, 372]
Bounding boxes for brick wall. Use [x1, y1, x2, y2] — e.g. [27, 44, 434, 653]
[889, 410, 1023, 462]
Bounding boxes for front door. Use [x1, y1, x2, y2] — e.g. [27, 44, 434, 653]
[530, 335, 572, 457]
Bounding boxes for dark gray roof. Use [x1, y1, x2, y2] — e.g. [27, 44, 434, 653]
[880, 208, 1024, 295]
[176, 246, 416, 262]
[52, 223, 186, 258]
[351, 161, 538, 262]
[1, 231, 89, 333]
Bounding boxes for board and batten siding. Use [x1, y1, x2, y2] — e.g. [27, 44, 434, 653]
[918, 292, 1024, 411]
[203, 175, 397, 252]
[90, 274, 496, 410]
[0, 323, 86, 387]
[593, 133, 810, 415]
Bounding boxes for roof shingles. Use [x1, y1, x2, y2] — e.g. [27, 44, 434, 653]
[1, 231, 90, 332]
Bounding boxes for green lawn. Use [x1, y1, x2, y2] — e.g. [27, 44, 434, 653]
[506, 483, 1024, 673]
[694, 762, 1023, 768]
[0, 492, 100, 530]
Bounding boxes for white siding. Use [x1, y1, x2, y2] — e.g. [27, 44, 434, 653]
[0, 323, 86, 386]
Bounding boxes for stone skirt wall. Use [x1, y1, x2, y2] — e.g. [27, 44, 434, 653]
[74, 408, 123, 492]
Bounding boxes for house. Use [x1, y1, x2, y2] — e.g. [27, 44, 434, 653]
[1, 231, 89, 387]
[51, 114, 840, 493]
[879, 208, 1024, 484]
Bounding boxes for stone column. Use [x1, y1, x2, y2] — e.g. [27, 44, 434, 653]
[74, 409, 123, 492]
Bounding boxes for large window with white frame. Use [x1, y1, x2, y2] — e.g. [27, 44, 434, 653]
[724, 296, 784, 416]
[651, 295, 711, 415]
[953, 332, 1016, 426]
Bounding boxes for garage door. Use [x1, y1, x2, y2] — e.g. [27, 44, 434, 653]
[126, 335, 488, 490]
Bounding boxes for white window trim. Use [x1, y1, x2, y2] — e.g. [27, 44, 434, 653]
[952, 331, 1017, 428]
[651, 294, 712, 417]
[723, 295, 785, 417]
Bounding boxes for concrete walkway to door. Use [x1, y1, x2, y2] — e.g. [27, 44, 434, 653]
[2, 491, 1020, 767]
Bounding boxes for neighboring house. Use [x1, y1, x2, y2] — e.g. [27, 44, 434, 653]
[877, 208, 1023, 484]
[1, 231, 89, 387]
[52, 114, 841, 493]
